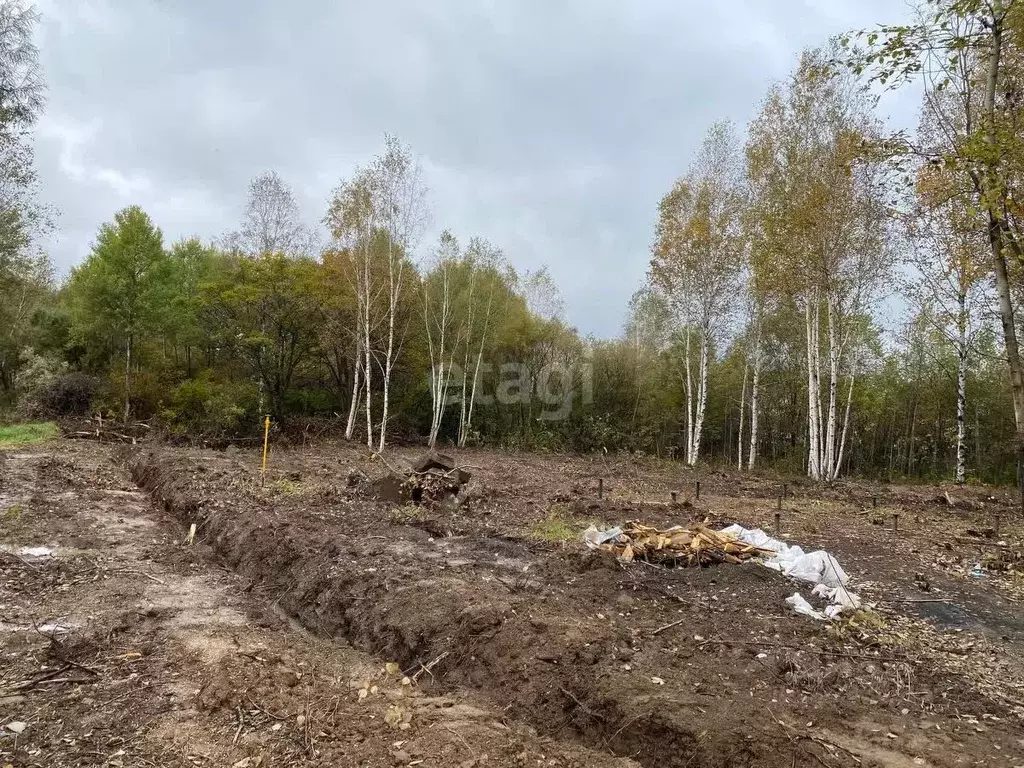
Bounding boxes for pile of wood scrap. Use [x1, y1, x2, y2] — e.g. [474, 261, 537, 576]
[594, 522, 772, 567]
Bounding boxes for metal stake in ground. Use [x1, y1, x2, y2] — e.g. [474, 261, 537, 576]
[261, 415, 270, 488]
[892, 512, 899, 533]
[774, 511, 781, 536]
[695, 481, 701, 501]
[598, 478, 604, 500]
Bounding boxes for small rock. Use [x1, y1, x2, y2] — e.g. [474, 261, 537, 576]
[392, 749, 413, 765]
[5, 721, 26, 735]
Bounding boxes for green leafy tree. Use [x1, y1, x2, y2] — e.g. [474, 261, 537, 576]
[66, 206, 170, 423]
[201, 253, 321, 424]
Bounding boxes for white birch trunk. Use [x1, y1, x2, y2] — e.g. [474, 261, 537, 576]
[747, 323, 762, 470]
[457, 348, 470, 446]
[378, 255, 404, 453]
[690, 329, 710, 465]
[833, 364, 856, 480]
[738, 361, 748, 471]
[683, 327, 695, 465]
[824, 299, 840, 478]
[955, 293, 969, 485]
[345, 352, 361, 441]
[363, 259, 374, 450]
[804, 299, 821, 480]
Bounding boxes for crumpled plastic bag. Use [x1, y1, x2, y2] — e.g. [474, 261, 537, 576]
[720, 525, 861, 620]
[583, 525, 623, 549]
[719, 525, 848, 588]
[812, 582, 860, 611]
[785, 593, 827, 620]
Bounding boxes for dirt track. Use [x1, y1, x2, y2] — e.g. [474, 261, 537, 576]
[3, 440, 1024, 766]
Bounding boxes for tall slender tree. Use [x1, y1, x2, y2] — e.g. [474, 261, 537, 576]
[66, 206, 170, 423]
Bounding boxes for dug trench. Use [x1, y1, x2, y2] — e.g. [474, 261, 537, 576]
[125, 447, 1024, 767]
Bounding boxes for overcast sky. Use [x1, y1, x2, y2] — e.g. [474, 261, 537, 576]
[32, 0, 918, 338]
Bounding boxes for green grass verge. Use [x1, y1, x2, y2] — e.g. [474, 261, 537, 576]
[528, 508, 591, 543]
[0, 422, 59, 447]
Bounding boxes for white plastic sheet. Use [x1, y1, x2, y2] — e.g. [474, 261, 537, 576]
[720, 524, 860, 619]
[785, 593, 826, 620]
[18, 546, 53, 561]
[582, 525, 623, 549]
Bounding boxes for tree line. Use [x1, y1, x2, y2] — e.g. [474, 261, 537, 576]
[3, 0, 1024, 486]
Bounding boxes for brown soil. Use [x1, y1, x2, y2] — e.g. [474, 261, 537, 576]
[4, 439, 1024, 767]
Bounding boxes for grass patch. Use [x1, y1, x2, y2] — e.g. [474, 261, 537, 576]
[0, 422, 59, 447]
[529, 509, 588, 543]
[271, 478, 302, 495]
[391, 504, 430, 524]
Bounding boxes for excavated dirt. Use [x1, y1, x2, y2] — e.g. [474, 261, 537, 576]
[105, 441, 1024, 767]
[0, 444, 636, 767]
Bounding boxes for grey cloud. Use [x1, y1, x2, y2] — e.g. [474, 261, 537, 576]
[34, 0, 915, 336]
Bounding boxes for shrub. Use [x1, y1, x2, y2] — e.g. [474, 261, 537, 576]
[13, 351, 99, 420]
[38, 373, 99, 417]
[162, 374, 258, 436]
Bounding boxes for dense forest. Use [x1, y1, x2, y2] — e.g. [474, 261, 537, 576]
[4, 0, 1024, 486]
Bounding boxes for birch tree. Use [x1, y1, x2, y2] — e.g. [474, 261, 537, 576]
[456, 238, 509, 447]
[908, 162, 989, 483]
[369, 136, 428, 452]
[747, 49, 891, 480]
[422, 231, 464, 448]
[746, 286, 765, 469]
[229, 171, 315, 258]
[850, 0, 1024, 499]
[651, 121, 746, 467]
[326, 171, 380, 447]
[0, 0, 50, 395]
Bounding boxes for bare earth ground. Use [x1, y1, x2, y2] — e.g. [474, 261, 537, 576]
[1, 439, 1023, 767]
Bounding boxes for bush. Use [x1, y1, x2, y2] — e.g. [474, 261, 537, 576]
[13, 350, 97, 419]
[162, 374, 258, 436]
[38, 373, 100, 417]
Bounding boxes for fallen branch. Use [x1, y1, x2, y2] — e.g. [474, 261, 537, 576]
[8, 675, 95, 691]
[650, 617, 687, 636]
[245, 693, 288, 721]
[559, 687, 606, 722]
[124, 570, 167, 586]
[416, 650, 449, 681]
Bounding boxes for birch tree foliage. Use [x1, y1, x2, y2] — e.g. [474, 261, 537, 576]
[368, 135, 429, 451]
[650, 121, 746, 467]
[422, 231, 464, 448]
[847, 0, 1024, 498]
[0, 1, 51, 396]
[746, 48, 892, 480]
[228, 171, 316, 258]
[908, 156, 990, 483]
[324, 136, 428, 450]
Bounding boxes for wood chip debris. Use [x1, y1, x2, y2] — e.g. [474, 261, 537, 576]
[595, 522, 772, 567]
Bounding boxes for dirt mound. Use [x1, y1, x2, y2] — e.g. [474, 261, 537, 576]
[125, 447, 1023, 768]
